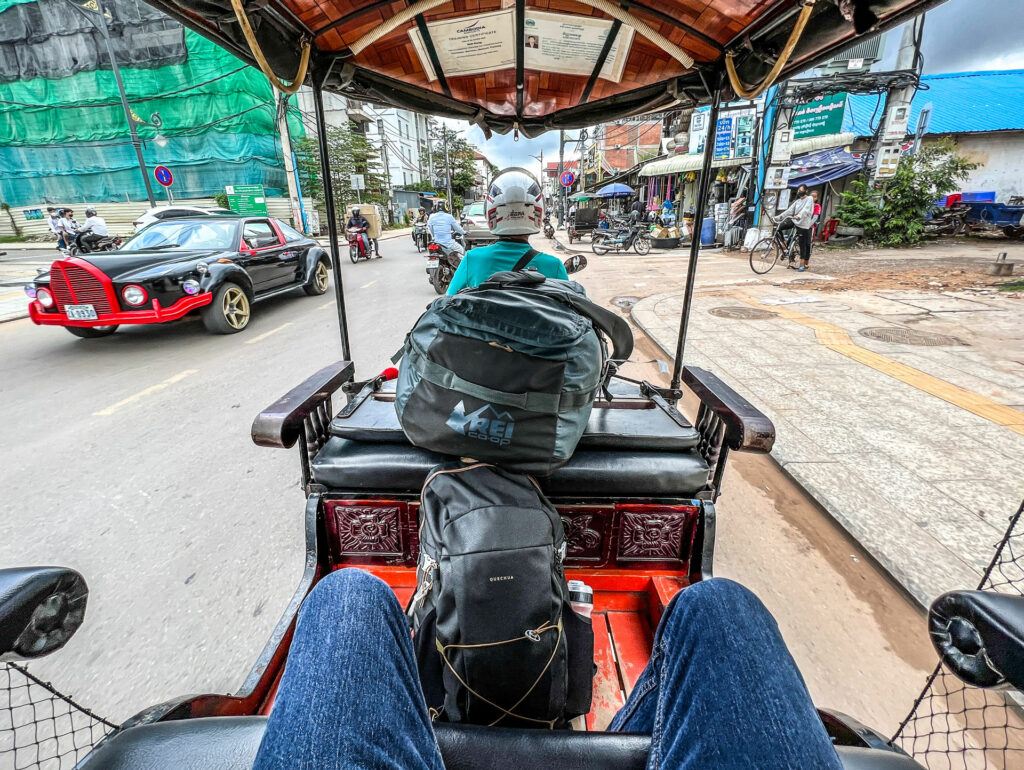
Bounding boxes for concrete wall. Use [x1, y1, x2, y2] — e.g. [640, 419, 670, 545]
[929, 131, 1024, 203]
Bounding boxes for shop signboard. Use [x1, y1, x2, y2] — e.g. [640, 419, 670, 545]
[713, 117, 733, 160]
[791, 93, 847, 139]
[225, 184, 268, 215]
[692, 107, 757, 159]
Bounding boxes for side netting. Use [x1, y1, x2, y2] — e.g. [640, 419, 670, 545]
[0, 0, 305, 205]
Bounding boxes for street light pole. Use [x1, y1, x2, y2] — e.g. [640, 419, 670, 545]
[442, 126, 454, 207]
[87, 0, 156, 207]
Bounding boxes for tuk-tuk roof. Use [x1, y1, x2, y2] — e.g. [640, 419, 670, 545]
[145, 0, 944, 136]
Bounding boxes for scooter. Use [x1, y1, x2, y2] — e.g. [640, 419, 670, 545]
[412, 222, 429, 252]
[68, 234, 123, 256]
[543, 213, 554, 239]
[347, 226, 378, 263]
[425, 234, 466, 294]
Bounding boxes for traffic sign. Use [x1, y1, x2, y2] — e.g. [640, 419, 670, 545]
[560, 171, 576, 187]
[351, 173, 365, 190]
[224, 184, 268, 215]
[154, 166, 173, 187]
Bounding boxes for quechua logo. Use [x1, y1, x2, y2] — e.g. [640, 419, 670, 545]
[446, 401, 515, 447]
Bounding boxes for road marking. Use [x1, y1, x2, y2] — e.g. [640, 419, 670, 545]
[730, 290, 1024, 435]
[319, 300, 335, 309]
[93, 369, 198, 416]
[360, 280, 377, 289]
[244, 322, 293, 344]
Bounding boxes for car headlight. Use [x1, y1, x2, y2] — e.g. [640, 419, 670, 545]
[24, 285, 37, 299]
[36, 287, 53, 307]
[122, 284, 147, 306]
[182, 279, 200, 295]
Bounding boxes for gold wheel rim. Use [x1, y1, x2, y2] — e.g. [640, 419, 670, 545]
[223, 287, 250, 329]
[315, 262, 329, 292]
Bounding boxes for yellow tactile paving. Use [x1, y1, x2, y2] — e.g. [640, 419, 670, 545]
[728, 290, 1024, 436]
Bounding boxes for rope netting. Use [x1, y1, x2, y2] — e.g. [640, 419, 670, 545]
[0, 661, 116, 770]
[894, 500, 1024, 770]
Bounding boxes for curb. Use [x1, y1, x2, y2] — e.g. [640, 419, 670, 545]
[628, 293, 943, 610]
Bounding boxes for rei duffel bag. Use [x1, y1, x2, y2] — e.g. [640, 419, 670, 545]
[408, 462, 594, 728]
[394, 256, 633, 475]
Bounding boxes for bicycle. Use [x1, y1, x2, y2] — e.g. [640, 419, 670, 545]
[749, 213, 798, 274]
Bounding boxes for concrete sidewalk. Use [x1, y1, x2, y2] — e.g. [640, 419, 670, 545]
[631, 267, 1024, 607]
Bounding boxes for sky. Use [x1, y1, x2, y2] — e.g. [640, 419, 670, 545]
[446, 0, 1024, 179]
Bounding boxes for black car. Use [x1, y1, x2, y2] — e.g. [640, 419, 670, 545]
[27, 215, 331, 338]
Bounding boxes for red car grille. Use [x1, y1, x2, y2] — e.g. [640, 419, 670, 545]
[50, 262, 113, 314]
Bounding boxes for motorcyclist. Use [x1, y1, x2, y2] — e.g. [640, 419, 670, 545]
[426, 201, 465, 260]
[346, 207, 377, 258]
[446, 167, 568, 295]
[76, 207, 109, 253]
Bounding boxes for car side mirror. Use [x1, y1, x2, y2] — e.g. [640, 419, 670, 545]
[0, 567, 88, 661]
[563, 254, 588, 274]
[929, 590, 1024, 690]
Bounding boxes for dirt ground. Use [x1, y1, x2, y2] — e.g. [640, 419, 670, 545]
[799, 237, 1024, 293]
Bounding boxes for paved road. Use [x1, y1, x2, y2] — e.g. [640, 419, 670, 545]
[1, 235, 937, 738]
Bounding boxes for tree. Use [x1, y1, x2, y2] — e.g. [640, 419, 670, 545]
[294, 122, 388, 224]
[836, 139, 977, 247]
[432, 125, 481, 201]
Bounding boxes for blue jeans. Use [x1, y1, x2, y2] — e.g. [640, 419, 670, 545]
[253, 571, 842, 770]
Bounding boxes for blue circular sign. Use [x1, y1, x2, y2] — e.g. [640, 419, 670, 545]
[560, 171, 576, 187]
[154, 166, 173, 187]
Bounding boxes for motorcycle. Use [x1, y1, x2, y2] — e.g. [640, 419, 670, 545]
[68, 234, 123, 256]
[592, 222, 651, 256]
[543, 213, 554, 239]
[412, 222, 429, 252]
[425, 234, 466, 294]
[347, 226, 377, 263]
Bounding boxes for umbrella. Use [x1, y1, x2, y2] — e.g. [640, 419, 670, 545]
[596, 183, 634, 198]
[568, 192, 594, 201]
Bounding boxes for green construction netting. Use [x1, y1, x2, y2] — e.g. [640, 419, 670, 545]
[0, 0, 307, 205]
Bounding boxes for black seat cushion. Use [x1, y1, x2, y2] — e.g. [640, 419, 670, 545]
[79, 715, 924, 769]
[310, 437, 711, 497]
[329, 396, 699, 452]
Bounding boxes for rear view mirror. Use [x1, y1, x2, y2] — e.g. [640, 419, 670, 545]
[563, 254, 588, 274]
[0, 567, 88, 660]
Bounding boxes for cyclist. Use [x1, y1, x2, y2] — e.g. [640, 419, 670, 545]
[779, 186, 814, 270]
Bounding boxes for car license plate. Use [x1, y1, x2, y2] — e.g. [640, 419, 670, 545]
[65, 304, 98, 321]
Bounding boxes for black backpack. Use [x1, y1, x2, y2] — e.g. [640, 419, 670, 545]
[408, 462, 594, 728]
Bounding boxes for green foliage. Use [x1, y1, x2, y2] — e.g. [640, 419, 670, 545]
[837, 139, 977, 247]
[213, 191, 229, 209]
[433, 125, 480, 197]
[294, 122, 387, 215]
[1, 201, 22, 238]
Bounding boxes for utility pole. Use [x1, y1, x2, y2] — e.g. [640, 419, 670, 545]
[276, 88, 303, 229]
[578, 129, 588, 194]
[443, 126, 454, 206]
[427, 118, 435, 186]
[377, 118, 392, 213]
[82, 0, 156, 207]
[874, 20, 923, 184]
[557, 130, 565, 227]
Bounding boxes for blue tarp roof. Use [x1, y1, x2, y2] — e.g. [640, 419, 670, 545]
[844, 69, 1024, 137]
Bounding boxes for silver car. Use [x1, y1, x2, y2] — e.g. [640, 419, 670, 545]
[460, 201, 496, 249]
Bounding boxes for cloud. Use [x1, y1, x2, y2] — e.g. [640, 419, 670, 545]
[440, 117, 581, 180]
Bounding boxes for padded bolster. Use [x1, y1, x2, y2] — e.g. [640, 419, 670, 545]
[929, 590, 1024, 690]
[310, 438, 711, 497]
[78, 716, 923, 770]
[0, 566, 87, 660]
[329, 396, 700, 452]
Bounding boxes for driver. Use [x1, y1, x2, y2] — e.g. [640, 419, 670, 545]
[426, 201, 465, 260]
[251, 569, 845, 769]
[446, 167, 567, 295]
[346, 207, 377, 258]
[76, 207, 109, 252]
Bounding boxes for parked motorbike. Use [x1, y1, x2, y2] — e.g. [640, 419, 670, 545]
[543, 213, 554, 239]
[592, 223, 650, 255]
[425, 234, 466, 294]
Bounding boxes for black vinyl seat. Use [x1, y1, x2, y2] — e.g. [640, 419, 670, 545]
[310, 437, 711, 497]
[79, 715, 926, 769]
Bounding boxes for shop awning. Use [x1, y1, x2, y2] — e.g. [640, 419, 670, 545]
[789, 132, 857, 156]
[639, 154, 747, 178]
[787, 144, 863, 187]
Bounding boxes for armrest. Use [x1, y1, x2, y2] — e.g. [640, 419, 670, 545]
[681, 366, 775, 453]
[929, 590, 1024, 690]
[0, 567, 88, 660]
[251, 361, 355, 449]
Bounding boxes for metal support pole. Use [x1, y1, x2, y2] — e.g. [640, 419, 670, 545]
[557, 130, 565, 228]
[312, 80, 352, 361]
[443, 127, 454, 206]
[91, 0, 156, 207]
[670, 82, 722, 394]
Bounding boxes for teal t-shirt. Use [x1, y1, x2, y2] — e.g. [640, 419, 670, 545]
[446, 240, 568, 295]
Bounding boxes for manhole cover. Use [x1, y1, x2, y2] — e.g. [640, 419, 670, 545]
[858, 327, 963, 346]
[708, 306, 778, 320]
[612, 296, 640, 309]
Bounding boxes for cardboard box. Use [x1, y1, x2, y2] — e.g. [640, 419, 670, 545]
[346, 203, 383, 239]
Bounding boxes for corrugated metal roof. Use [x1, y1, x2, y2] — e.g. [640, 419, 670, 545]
[844, 69, 1024, 137]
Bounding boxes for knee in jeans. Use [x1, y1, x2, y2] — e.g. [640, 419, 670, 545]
[302, 569, 394, 617]
[664, 578, 771, 633]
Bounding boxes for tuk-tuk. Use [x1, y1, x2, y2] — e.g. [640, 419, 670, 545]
[4, 1, 1024, 768]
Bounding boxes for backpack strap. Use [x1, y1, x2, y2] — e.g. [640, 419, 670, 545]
[511, 247, 540, 272]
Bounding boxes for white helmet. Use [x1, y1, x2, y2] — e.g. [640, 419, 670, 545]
[486, 167, 543, 236]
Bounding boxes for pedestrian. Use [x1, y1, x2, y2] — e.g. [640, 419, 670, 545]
[810, 190, 822, 240]
[779, 187, 814, 271]
[47, 207, 64, 250]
